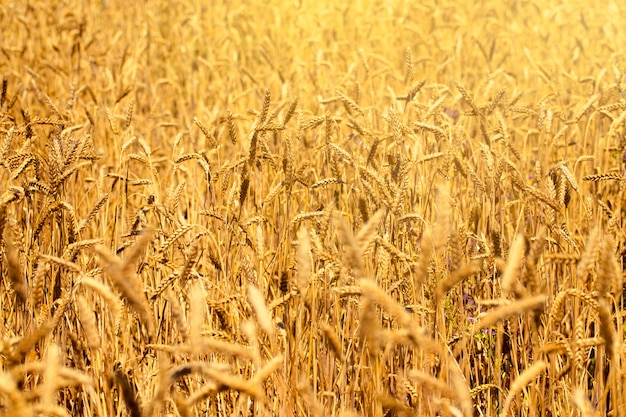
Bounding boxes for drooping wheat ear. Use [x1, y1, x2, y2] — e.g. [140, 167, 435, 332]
[226, 110, 237, 144]
[402, 79, 425, 103]
[203, 364, 264, 399]
[388, 105, 404, 143]
[247, 129, 259, 167]
[548, 288, 598, 328]
[165, 180, 185, 213]
[577, 227, 600, 288]
[33, 200, 78, 244]
[470, 384, 503, 398]
[11, 155, 37, 180]
[0, 126, 15, 162]
[523, 184, 561, 212]
[360, 165, 393, 204]
[219, 161, 235, 194]
[178, 240, 200, 284]
[473, 295, 546, 335]
[76, 295, 102, 350]
[550, 167, 569, 208]
[151, 272, 179, 302]
[263, 180, 284, 207]
[500, 361, 547, 417]
[453, 153, 468, 178]
[376, 236, 410, 262]
[247, 284, 274, 336]
[43, 93, 62, 118]
[31, 260, 49, 312]
[455, 81, 481, 116]
[193, 116, 217, 148]
[64, 239, 103, 263]
[105, 106, 120, 135]
[557, 162, 580, 193]
[468, 163, 487, 194]
[375, 239, 391, 284]
[336, 90, 364, 117]
[157, 224, 193, 254]
[407, 369, 456, 398]
[283, 97, 298, 125]
[39, 254, 81, 274]
[571, 94, 598, 124]
[597, 235, 619, 297]
[258, 88, 271, 125]
[436, 263, 480, 301]
[311, 177, 345, 190]
[404, 46, 414, 85]
[414, 121, 447, 141]
[301, 114, 325, 130]
[276, 270, 289, 294]
[544, 170, 559, 205]
[203, 230, 221, 272]
[239, 164, 250, 206]
[78, 276, 123, 317]
[487, 87, 507, 115]
[582, 172, 624, 182]
[573, 316, 586, 373]
[124, 98, 135, 130]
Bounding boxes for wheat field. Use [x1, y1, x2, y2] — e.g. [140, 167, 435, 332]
[0, 0, 625, 416]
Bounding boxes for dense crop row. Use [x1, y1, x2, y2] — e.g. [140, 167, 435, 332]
[1, 1, 625, 416]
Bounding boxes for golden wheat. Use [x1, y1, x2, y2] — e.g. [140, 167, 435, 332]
[2, 1, 626, 416]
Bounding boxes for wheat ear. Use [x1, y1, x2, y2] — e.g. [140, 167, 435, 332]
[500, 361, 547, 417]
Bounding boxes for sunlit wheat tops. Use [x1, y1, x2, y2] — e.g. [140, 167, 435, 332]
[0, 0, 626, 416]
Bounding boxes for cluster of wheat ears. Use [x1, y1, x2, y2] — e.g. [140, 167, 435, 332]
[0, 0, 625, 416]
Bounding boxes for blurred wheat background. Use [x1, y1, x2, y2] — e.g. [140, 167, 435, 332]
[1, 0, 626, 416]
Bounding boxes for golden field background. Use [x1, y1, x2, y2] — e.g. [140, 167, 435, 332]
[1, 0, 626, 416]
